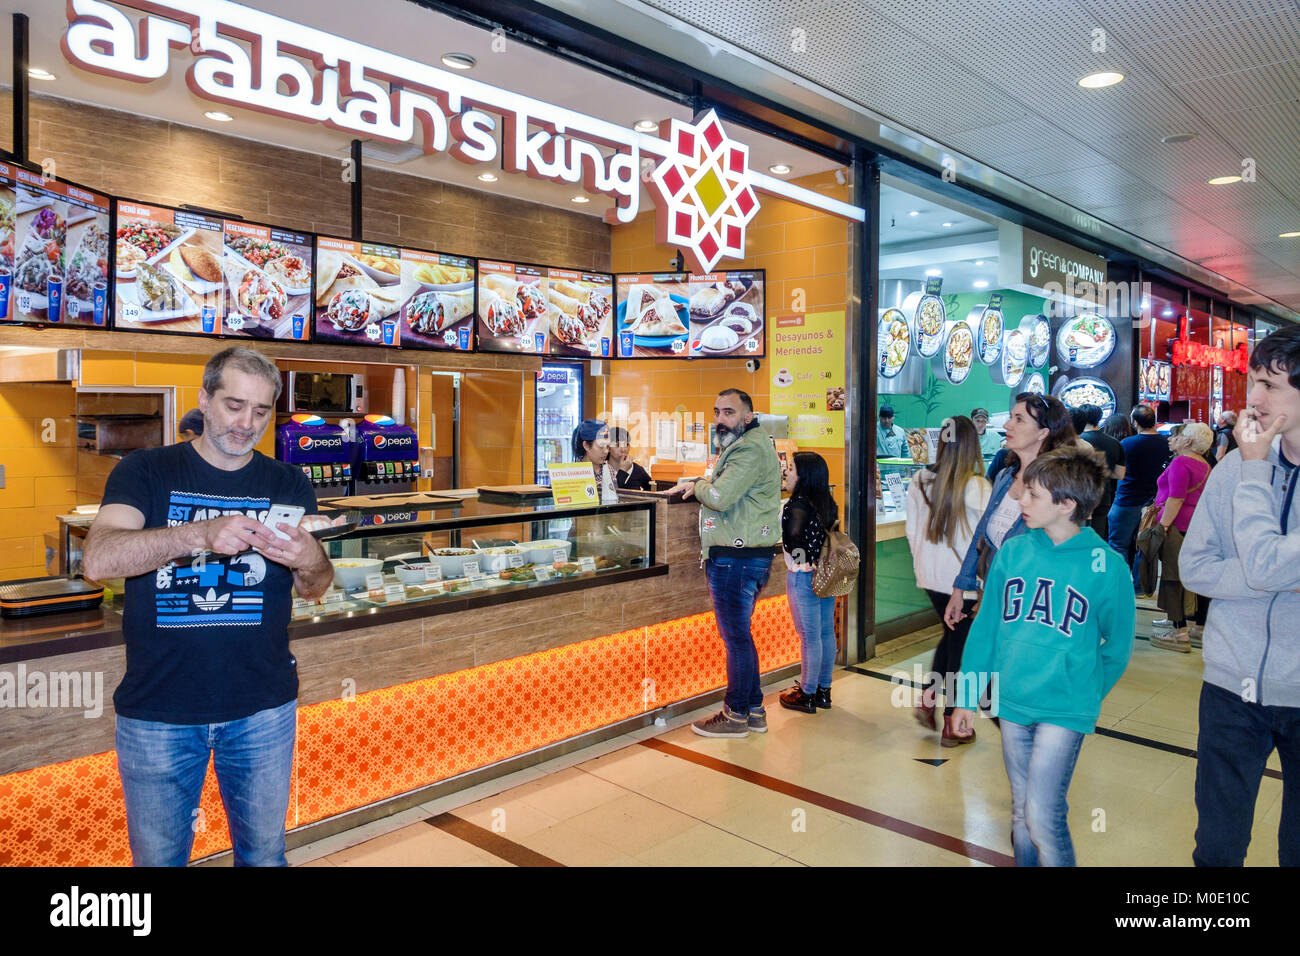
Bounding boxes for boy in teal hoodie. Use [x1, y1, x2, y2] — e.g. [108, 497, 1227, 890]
[952, 445, 1135, 866]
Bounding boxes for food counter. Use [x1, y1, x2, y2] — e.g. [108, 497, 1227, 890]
[0, 491, 800, 865]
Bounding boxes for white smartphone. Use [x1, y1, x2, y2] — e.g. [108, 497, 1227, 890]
[262, 504, 306, 540]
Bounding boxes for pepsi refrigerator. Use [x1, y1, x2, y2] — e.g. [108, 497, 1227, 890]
[534, 363, 584, 485]
[354, 414, 420, 495]
[276, 414, 352, 499]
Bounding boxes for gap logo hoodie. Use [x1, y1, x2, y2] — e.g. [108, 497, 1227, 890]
[955, 526, 1136, 734]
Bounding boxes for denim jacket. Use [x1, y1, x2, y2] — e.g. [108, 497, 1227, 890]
[952, 464, 1027, 591]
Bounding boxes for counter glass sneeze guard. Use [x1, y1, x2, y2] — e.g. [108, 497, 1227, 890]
[306, 496, 657, 623]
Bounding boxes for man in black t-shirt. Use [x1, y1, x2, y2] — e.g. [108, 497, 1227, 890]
[84, 347, 332, 866]
[1107, 404, 1170, 589]
[1078, 403, 1126, 539]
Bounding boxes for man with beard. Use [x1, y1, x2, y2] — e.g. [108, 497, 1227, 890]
[83, 346, 331, 866]
[668, 389, 782, 737]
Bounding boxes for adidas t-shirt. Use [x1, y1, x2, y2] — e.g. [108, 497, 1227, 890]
[102, 441, 317, 723]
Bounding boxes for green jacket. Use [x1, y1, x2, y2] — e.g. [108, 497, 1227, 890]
[693, 420, 782, 560]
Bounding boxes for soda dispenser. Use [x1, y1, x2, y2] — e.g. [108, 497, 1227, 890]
[353, 414, 420, 495]
[276, 414, 353, 498]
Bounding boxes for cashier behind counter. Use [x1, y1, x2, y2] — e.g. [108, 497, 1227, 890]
[877, 406, 907, 458]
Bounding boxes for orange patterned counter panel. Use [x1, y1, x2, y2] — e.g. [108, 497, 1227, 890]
[0, 597, 797, 866]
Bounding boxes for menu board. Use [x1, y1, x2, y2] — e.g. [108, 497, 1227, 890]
[687, 270, 765, 358]
[397, 248, 475, 352]
[477, 260, 549, 354]
[615, 273, 690, 358]
[546, 268, 613, 359]
[114, 201, 225, 336]
[313, 237, 407, 348]
[0, 164, 110, 326]
[1138, 359, 1171, 402]
[220, 220, 313, 340]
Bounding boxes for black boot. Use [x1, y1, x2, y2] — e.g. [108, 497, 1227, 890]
[814, 686, 832, 710]
[779, 684, 817, 714]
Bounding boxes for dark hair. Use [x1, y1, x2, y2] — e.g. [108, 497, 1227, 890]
[1080, 403, 1103, 427]
[879, 404, 895, 418]
[203, 346, 281, 401]
[791, 451, 838, 529]
[570, 419, 608, 460]
[1069, 405, 1089, 436]
[1249, 324, 1300, 391]
[1131, 404, 1156, 429]
[1022, 445, 1108, 525]
[1005, 393, 1076, 473]
[178, 408, 204, 436]
[718, 388, 753, 412]
[1100, 413, 1134, 442]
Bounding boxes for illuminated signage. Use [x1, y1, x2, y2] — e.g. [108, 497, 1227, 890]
[1171, 317, 1248, 373]
[61, 0, 865, 273]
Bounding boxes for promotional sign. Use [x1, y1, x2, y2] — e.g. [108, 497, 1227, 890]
[62, 1, 863, 275]
[114, 200, 224, 336]
[998, 223, 1108, 304]
[220, 219, 313, 340]
[0, 163, 110, 327]
[545, 268, 613, 359]
[313, 236, 407, 347]
[547, 462, 599, 507]
[769, 311, 845, 448]
[478, 260, 548, 354]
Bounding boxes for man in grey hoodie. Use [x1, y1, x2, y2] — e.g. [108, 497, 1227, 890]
[1181, 324, 1300, 866]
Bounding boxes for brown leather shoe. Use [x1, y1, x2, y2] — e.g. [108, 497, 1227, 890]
[941, 713, 975, 748]
[779, 685, 818, 714]
[914, 701, 936, 730]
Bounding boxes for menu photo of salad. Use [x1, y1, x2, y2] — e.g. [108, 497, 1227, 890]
[477, 260, 549, 354]
[399, 248, 475, 352]
[114, 201, 225, 336]
[313, 237, 416, 348]
[547, 268, 613, 359]
[221, 220, 313, 340]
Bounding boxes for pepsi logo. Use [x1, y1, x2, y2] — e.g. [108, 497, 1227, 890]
[298, 436, 312, 449]
[373, 435, 386, 448]
[373, 515, 385, 525]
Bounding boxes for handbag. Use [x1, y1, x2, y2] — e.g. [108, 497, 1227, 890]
[1138, 463, 1208, 537]
[812, 518, 860, 598]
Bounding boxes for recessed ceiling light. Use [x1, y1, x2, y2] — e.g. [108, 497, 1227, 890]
[974, 260, 985, 266]
[204, 111, 234, 122]
[1161, 132, 1197, 144]
[941, 221, 953, 228]
[769, 163, 792, 175]
[441, 53, 476, 70]
[1162, 308, 1173, 316]
[477, 172, 498, 183]
[1207, 175, 1242, 185]
[925, 268, 942, 277]
[570, 195, 590, 204]
[973, 280, 989, 289]
[634, 120, 658, 133]
[908, 210, 920, 217]
[1280, 230, 1300, 238]
[1079, 71, 1124, 88]
[27, 68, 56, 81]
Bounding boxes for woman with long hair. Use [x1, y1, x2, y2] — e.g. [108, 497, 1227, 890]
[778, 451, 840, 714]
[942, 394, 1076, 740]
[906, 416, 991, 744]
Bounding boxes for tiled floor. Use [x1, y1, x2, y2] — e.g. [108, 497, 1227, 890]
[287, 603, 1285, 867]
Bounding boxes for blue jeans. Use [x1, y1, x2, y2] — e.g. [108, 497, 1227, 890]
[787, 570, 836, 690]
[705, 554, 773, 716]
[115, 699, 296, 867]
[999, 719, 1086, 866]
[1194, 681, 1300, 866]
[1105, 502, 1144, 589]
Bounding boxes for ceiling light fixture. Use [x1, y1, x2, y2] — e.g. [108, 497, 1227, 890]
[942, 221, 953, 227]
[27, 68, 56, 81]
[440, 53, 476, 70]
[769, 163, 792, 175]
[477, 172, 498, 183]
[633, 120, 658, 133]
[908, 210, 920, 217]
[925, 269, 942, 277]
[973, 280, 989, 289]
[974, 260, 985, 266]
[1078, 71, 1124, 88]
[1162, 308, 1173, 317]
[1161, 132, 1197, 144]
[1207, 175, 1242, 185]
[204, 110, 234, 122]
[570, 195, 590, 204]
[1280, 230, 1300, 238]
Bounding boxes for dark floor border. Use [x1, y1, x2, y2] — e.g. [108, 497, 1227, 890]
[425, 813, 564, 867]
[641, 738, 1014, 866]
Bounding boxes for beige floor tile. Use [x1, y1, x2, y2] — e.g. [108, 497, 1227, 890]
[298, 857, 336, 867]
[517, 819, 643, 866]
[787, 818, 990, 867]
[326, 822, 498, 867]
[453, 799, 562, 841]
[560, 792, 701, 856]
[578, 745, 697, 793]
[768, 855, 807, 866]
[633, 821, 781, 866]
[1109, 717, 1199, 752]
[505, 766, 628, 821]
[287, 805, 436, 865]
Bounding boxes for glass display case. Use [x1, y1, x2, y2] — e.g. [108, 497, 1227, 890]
[297, 496, 655, 622]
[875, 459, 930, 625]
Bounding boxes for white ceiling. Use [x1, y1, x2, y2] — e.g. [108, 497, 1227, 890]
[0, 0, 841, 220]
[620, 0, 1300, 315]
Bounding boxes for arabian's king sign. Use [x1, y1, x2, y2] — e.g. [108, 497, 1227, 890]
[61, 0, 865, 273]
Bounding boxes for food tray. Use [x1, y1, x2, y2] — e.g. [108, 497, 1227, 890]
[0, 576, 104, 619]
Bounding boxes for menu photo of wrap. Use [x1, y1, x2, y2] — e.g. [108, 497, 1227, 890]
[113, 199, 225, 336]
[313, 236, 417, 348]
[0, 163, 110, 327]
[399, 248, 476, 352]
[477, 260, 549, 354]
[546, 267, 613, 358]
[614, 273, 690, 358]
[686, 270, 765, 358]
[220, 219, 313, 340]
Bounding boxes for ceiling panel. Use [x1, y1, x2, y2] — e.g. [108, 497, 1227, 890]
[1078, 0, 1296, 43]
[1124, 5, 1300, 83]
[1212, 98, 1300, 202]
[1028, 164, 1170, 208]
[1172, 57, 1300, 115]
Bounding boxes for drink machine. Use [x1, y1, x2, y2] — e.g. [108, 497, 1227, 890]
[277, 414, 353, 498]
[353, 414, 419, 495]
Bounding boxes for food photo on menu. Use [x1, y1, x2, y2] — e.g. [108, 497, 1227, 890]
[688, 270, 765, 358]
[400, 249, 476, 352]
[9, 181, 65, 324]
[220, 221, 312, 340]
[313, 237, 416, 347]
[477, 260, 549, 354]
[546, 268, 613, 358]
[615, 273, 690, 358]
[114, 201, 225, 336]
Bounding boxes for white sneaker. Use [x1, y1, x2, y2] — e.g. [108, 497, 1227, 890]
[1151, 627, 1191, 653]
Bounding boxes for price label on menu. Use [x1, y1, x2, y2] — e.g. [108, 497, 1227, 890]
[578, 556, 597, 573]
[364, 572, 384, 591]
[383, 583, 406, 604]
[17, 293, 33, 314]
[533, 567, 555, 583]
[226, 314, 245, 331]
[507, 554, 526, 568]
[67, 301, 80, 319]
[423, 565, 443, 583]
[462, 560, 480, 577]
[121, 304, 141, 322]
